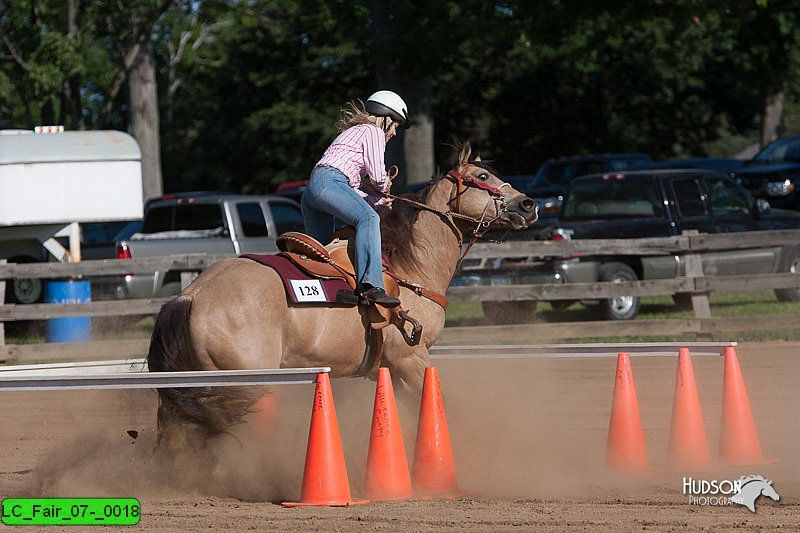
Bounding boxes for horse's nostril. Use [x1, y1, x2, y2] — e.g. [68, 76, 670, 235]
[521, 199, 536, 211]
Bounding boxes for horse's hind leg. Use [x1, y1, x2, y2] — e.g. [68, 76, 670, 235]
[154, 394, 224, 490]
[156, 395, 191, 452]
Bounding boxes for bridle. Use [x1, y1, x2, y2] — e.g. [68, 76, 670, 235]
[445, 163, 511, 231]
[385, 163, 514, 265]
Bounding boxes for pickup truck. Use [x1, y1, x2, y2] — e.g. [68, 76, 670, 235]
[116, 193, 304, 299]
[1, 129, 143, 304]
[460, 169, 800, 321]
[515, 153, 653, 225]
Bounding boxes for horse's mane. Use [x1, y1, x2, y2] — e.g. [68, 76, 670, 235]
[739, 474, 769, 485]
[380, 141, 498, 274]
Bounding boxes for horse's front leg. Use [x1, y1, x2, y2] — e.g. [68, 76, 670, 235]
[386, 346, 429, 412]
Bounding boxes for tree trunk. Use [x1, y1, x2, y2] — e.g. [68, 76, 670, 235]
[402, 78, 435, 187]
[370, 0, 434, 192]
[128, 38, 163, 202]
[761, 91, 784, 147]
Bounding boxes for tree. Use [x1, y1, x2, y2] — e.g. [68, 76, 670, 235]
[7, 1, 799, 198]
[1, 0, 171, 201]
[93, 0, 172, 200]
[725, 3, 800, 146]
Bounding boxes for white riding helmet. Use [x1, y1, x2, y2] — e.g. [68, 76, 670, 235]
[365, 90, 409, 128]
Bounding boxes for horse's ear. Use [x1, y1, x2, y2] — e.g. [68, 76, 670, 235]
[458, 141, 472, 168]
[474, 154, 482, 162]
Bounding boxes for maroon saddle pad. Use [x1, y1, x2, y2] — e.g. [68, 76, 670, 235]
[240, 253, 353, 304]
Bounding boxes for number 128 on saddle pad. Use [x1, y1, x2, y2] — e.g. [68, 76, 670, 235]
[290, 279, 326, 302]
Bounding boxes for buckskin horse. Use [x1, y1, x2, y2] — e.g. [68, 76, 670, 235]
[147, 140, 538, 446]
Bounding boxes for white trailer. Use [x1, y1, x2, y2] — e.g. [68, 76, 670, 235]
[0, 130, 144, 303]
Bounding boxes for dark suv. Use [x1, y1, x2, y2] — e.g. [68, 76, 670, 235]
[730, 135, 800, 210]
[459, 169, 800, 322]
[522, 153, 652, 223]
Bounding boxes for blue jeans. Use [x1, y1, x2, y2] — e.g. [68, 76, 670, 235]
[301, 166, 384, 289]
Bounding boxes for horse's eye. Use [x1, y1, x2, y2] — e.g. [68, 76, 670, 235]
[477, 173, 489, 181]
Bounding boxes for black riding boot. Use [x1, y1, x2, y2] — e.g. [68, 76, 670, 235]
[357, 284, 401, 307]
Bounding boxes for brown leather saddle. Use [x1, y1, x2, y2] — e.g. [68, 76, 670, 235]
[276, 232, 422, 349]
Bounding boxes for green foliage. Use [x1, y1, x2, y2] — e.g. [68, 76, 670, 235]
[159, 0, 373, 193]
[3, 1, 800, 187]
[445, 292, 800, 342]
[26, 32, 82, 99]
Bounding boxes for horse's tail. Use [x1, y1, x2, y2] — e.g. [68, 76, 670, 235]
[147, 296, 255, 441]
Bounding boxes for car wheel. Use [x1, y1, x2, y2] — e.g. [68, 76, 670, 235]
[5, 258, 44, 304]
[597, 262, 640, 320]
[775, 252, 800, 302]
[481, 301, 538, 324]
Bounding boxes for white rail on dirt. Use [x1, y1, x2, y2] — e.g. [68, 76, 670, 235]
[0, 367, 329, 391]
[0, 342, 736, 386]
[429, 341, 736, 359]
[0, 358, 147, 375]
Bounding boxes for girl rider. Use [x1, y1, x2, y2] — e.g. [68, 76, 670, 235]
[301, 90, 409, 307]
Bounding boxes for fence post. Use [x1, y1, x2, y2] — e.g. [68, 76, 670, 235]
[682, 230, 711, 340]
[180, 271, 199, 290]
[0, 259, 5, 346]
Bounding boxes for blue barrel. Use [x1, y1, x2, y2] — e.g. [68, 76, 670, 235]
[44, 279, 92, 343]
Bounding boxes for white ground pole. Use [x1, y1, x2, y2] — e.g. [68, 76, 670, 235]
[428, 341, 736, 359]
[0, 367, 329, 392]
[0, 342, 735, 391]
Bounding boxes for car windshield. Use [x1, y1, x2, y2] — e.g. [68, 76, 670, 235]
[561, 179, 663, 219]
[141, 204, 224, 233]
[751, 136, 800, 164]
[530, 160, 605, 187]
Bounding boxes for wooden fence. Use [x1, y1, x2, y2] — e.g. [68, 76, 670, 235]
[2, 229, 800, 362]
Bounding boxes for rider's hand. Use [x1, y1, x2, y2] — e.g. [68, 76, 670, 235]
[375, 196, 393, 208]
[385, 165, 399, 191]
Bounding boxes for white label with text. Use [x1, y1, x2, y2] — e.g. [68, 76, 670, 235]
[290, 279, 326, 302]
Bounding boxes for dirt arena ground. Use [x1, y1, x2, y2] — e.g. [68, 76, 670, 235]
[1, 341, 798, 531]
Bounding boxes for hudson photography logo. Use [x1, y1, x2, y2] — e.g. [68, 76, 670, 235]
[682, 475, 780, 513]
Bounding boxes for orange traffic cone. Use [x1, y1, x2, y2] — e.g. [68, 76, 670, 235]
[606, 352, 649, 475]
[667, 348, 710, 471]
[364, 368, 413, 501]
[719, 346, 767, 466]
[412, 367, 459, 497]
[282, 373, 366, 507]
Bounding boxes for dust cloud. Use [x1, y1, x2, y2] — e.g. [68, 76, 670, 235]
[21, 342, 800, 505]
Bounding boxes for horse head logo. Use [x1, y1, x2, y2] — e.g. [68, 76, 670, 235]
[730, 475, 780, 513]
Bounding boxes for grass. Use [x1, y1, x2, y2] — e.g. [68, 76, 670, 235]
[444, 290, 800, 342]
[4, 291, 800, 345]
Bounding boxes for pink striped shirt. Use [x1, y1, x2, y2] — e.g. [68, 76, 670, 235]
[315, 124, 389, 198]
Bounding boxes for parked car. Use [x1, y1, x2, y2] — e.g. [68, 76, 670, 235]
[632, 157, 745, 173]
[459, 169, 800, 322]
[730, 135, 800, 210]
[115, 193, 304, 299]
[523, 153, 652, 224]
[273, 180, 308, 203]
[55, 220, 142, 261]
[70, 220, 143, 300]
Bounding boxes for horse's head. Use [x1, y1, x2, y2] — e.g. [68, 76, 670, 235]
[734, 475, 781, 512]
[762, 482, 780, 501]
[444, 141, 538, 231]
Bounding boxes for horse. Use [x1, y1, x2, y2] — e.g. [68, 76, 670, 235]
[730, 475, 780, 513]
[147, 140, 538, 446]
